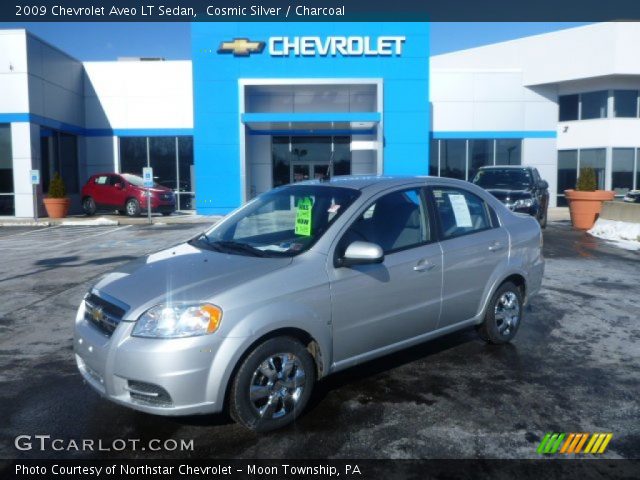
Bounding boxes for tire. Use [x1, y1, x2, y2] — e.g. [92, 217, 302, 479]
[161, 212, 172, 216]
[538, 206, 548, 229]
[125, 198, 141, 217]
[229, 337, 316, 432]
[83, 197, 96, 216]
[477, 281, 523, 344]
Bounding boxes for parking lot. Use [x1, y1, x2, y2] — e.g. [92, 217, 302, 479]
[0, 220, 638, 459]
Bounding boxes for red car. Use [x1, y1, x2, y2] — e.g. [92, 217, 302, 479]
[81, 173, 176, 217]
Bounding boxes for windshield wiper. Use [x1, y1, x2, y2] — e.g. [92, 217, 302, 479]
[210, 240, 268, 257]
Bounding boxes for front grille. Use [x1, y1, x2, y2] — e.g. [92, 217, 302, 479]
[84, 293, 127, 336]
[126, 380, 173, 407]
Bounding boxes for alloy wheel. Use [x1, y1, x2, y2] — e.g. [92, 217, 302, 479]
[494, 291, 520, 336]
[249, 353, 306, 419]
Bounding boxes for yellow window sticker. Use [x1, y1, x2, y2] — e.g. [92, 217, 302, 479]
[295, 196, 313, 236]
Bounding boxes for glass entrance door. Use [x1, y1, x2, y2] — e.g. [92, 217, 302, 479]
[272, 135, 351, 187]
[291, 163, 331, 183]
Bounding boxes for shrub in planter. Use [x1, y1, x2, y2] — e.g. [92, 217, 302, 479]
[43, 172, 71, 219]
[565, 167, 614, 230]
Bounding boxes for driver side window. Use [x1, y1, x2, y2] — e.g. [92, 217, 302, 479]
[340, 188, 430, 255]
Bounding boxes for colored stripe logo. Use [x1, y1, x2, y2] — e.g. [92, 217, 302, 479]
[537, 433, 612, 454]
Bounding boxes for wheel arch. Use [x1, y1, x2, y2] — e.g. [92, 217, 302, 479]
[477, 271, 528, 323]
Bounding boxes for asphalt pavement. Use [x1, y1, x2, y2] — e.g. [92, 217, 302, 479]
[0, 220, 638, 460]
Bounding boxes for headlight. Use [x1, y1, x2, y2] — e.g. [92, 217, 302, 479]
[513, 198, 534, 208]
[132, 303, 222, 339]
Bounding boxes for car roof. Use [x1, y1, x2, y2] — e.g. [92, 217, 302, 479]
[294, 175, 475, 191]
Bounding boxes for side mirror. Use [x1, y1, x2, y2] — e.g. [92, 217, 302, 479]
[114, 182, 123, 190]
[339, 241, 384, 267]
[538, 180, 549, 190]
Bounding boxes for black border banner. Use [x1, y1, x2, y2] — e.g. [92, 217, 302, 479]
[3, 0, 640, 22]
[2, 459, 640, 480]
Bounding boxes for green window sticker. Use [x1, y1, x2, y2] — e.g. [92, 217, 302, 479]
[295, 196, 313, 236]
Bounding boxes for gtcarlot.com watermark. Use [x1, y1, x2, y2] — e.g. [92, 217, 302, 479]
[15, 435, 194, 452]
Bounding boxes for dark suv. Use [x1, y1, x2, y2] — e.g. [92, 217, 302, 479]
[81, 173, 176, 217]
[472, 166, 549, 228]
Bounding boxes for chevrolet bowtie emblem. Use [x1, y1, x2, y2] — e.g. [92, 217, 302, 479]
[217, 38, 265, 56]
[91, 306, 104, 324]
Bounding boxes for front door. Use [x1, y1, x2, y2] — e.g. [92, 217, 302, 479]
[329, 187, 443, 365]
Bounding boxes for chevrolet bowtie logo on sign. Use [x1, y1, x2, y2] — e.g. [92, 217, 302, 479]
[217, 36, 405, 57]
[217, 38, 265, 56]
[537, 432, 613, 455]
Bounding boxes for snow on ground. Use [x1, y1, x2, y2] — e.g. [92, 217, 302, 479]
[588, 218, 640, 251]
[60, 217, 119, 226]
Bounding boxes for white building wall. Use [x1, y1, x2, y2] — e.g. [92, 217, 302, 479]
[83, 61, 193, 130]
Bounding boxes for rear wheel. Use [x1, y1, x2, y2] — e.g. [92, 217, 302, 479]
[161, 212, 172, 216]
[82, 197, 96, 216]
[478, 281, 523, 344]
[229, 337, 316, 432]
[125, 198, 141, 217]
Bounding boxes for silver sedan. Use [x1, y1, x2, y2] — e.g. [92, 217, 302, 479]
[74, 176, 544, 431]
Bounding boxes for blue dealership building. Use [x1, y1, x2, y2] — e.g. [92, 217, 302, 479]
[6, 22, 638, 218]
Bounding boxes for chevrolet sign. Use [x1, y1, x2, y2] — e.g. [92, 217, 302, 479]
[218, 36, 406, 57]
[271, 36, 405, 57]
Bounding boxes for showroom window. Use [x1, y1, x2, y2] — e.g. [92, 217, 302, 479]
[559, 90, 611, 121]
[556, 148, 606, 206]
[440, 140, 467, 180]
[580, 91, 608, 120]
[0, 124, 14, 216]
[119, 136, 194, 210]
[558, 94, 579, 121]
[430, 138, 522, 181]
[40, 128, 79, 194]
[613, 90, 639, 118]
[612, 148, 635, 196]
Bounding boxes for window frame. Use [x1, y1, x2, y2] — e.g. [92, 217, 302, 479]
[426, 185, 496, 242]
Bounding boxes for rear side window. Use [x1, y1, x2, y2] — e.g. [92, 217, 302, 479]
[432, 187, 491, 239]
[94, 176, 108, 185]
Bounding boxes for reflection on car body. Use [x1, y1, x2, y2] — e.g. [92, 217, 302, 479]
[74, 176, 544, 431]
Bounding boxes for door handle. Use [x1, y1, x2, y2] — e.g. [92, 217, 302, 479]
[413, 260, 435, 272]
[488, 241, 504, 252]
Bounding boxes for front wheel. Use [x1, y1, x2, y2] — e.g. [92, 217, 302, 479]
[83, 197, 96, 216]
[125, 198, 141, 217]
[538, 206, 548, 229]
[229, 337, 316, 432]
[477, 281, 523, 344]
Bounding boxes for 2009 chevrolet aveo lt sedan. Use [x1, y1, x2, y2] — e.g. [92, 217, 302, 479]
[74, 176, 544, 432]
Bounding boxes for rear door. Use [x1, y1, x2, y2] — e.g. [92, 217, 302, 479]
[429, 185, 509, 328]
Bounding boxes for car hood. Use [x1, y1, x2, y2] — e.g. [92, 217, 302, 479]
[484, 188, 533, 202]
[132, 185, 172, 194]
[92, 242, 292, 320]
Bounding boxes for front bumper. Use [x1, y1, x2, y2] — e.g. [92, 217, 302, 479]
[73, 302, 239, 416]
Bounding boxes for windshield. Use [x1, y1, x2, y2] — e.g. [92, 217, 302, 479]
[121, 173, 159, 187]
[473, 169, 533, 189]
[197, 185, 361, 257]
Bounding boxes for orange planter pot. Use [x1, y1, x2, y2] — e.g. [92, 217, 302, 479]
[43, 197, 71, 219]
[564, 189, 615, 230]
